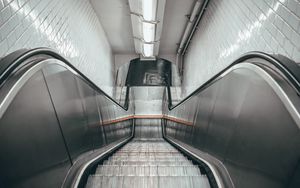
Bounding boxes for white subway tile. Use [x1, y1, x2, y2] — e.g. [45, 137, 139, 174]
[0, 0, 115, 94]
[183, 0, 300, 95]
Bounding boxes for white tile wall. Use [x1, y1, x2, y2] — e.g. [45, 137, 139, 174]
[183, 0, 300, 95]
[0, 0, 114, 95]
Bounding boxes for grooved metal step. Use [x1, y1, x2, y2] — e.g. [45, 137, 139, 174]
[109, 156, 187, 160]
[113, 152, 182, 156]
[95, 165, 201, 176]
[85, 139, 211, 188]
[103, 160, 193, 166]
[86, 175, 210, 188]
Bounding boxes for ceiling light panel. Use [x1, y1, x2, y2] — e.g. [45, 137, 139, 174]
[142, 0, 157, 21]
[142, 22, 155, 42]
[143, 43, 154, 57]
[129, 0, 166, 58]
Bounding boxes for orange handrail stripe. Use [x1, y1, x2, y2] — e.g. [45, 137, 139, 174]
[101, 115, 193, 126]
[134, 115, 164, 119]
[163, 115, 194, 126]
[102, 115, 134, 125]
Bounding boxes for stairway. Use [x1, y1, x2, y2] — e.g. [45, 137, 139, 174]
[85, 139, 210, 188]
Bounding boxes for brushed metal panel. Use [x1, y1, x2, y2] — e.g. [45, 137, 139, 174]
[165, 63, 300, 188]
[76, 77, 104, 149]
[43, 65, 90, 160]
[224, 70, 300, 184]
[204, 71, 250, 159]
[192, 83, 220, 150]
[0, 71, 70, 187]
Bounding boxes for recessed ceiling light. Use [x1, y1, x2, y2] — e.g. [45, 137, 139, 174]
[143, 22, 155, 43]
[143, 43, 154, 57]
[142, 0, 157, 21]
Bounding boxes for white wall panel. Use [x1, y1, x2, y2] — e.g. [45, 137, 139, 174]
[0, 0, 114, 95]
[183, 0, 300, 95]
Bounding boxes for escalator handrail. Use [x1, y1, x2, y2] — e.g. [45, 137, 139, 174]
[0, 47, 129, 111]
[167, 51, 300, 110]
[1, 49, 299, 112]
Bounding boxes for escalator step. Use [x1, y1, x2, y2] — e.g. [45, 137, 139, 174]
[85, 139, 210, 188]
[103, 160, 193, 165]
[109, 156, 187, 160]
[95, 165, 201, 176]
[86, 175, 210, 188]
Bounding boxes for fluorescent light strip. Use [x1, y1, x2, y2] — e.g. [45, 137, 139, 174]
[143, 43, 154, 57]
[142, 0, 157, 57]
[142, 0, 156, 21]
[143, 22, 155, 42]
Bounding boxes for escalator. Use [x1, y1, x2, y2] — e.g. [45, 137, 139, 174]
[86, 139, 210, 188]
[0, 48, 299, 188]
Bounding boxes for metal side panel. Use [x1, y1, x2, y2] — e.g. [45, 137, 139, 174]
[223, 69, 300, 186]
[0, 70, 71, 188]
[203, 70, 250, 159]
[104, 120, 132, 144]
[43, 64, 91, 161]
[76, 77, 105, 149]
[164, 64, 300, 188]
[0, 50, 134, 188]
[191, 82, 220, 151]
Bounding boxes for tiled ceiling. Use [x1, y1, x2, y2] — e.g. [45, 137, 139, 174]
[90, 0, 195, 55]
